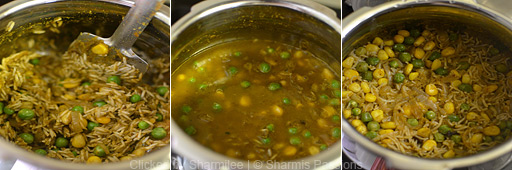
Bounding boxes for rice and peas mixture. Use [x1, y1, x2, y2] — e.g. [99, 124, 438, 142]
[343, 27, 512, 158]
[0, 38, 170, 163]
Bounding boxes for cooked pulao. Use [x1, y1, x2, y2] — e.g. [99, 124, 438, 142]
[0, 42, 170, 163]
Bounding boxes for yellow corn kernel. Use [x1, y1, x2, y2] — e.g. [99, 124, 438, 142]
[351, 119, 364, 127]
[365, 93, 377, 102]
[441, 47, 456, 57]
[423, 41, 436, 51]
[403, 104, 412, 116]
[405, 64, 413, 75]
[379, 129, 394, 135]
[450, 70, 461, 78]
[384, 40, 394, 46]
[398, 30, 410, 37]
[283, 146, 297, 156]
[378, 78, 388, 86]
[429, 96, 437, 102]
[414, 48, 425, 59]
[444, 102, 455, 114]
[467, 112, 479, 120]
[361, 82, 371, 93]
[417, 127, 431, 138]
[451, 80, 462, 88]
[344, 69, 359, 80]
[71, 134, 86, 148]
[473, 84, 482, 92]
[462, 73, 471, 84]
[425, 84, 439, 96]
[132, 148, 146, 157]
[409, 72, 419, 80]
[425, 59, 432, 68]
[343, 110, 352, 119]
[481, 113, 490, 122]
[414, 36, 426, 47]
[240, 96, 251, 107]
[120, 156, 133, 161]
[470, 133, 483, 144]
[32, 78, 42, 84]
[483, 125, 500, 136]
[373, 69, 385, 79]
[443, 150, 455, 158]
[422, 140, 437, 151]
[431, 59, 442, 70]
[342, 57, 355, 68]
[87, 156, 102, 164]
[97, 117, 111, 124]
[91, 43, 109, 55]
[394, 35, 404, 43]
[366, 44, 380, 53]
[356, 125, 368, 135]
[377, 50, 389, 60]
[348, 83, 361, 92]
[384, 46, 395, 58]
[371, 109, 384, 122]
[342, 91, 353, 98]
[381, 122, 396, 129]
[422, 30, 431, 37]
[177, 74, 186, 81]
[373, 37, 384, 45]
[487, 84, 498, 93]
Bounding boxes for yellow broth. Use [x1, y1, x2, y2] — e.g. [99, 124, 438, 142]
[171, 40, 341, 161]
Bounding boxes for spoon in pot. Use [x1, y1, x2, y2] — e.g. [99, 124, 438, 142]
[69, 0, 165, 74]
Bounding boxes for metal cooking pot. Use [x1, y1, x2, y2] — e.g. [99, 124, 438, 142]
[342, 0, 512, 169]
[171, 0, 341, 169]
[0, 0, 170, 169]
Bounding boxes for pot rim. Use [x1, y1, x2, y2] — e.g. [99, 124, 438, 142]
[0, 0, 170, 169]
[342, 0, 512, 169]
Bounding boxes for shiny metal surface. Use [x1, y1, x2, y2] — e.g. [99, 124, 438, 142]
[342, 0, 512, 169]
[171, 0, 340, 169]
[0, 0, 170, 169]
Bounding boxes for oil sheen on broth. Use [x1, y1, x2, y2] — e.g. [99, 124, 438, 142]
[171, 40, 341, 161]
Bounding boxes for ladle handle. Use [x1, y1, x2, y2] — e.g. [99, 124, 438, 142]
[109, 0, 164, 49]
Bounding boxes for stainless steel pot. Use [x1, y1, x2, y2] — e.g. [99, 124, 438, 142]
[171, 0, 341, 169]
[0, 0, 170, 169]
[342, 0, 512, 169]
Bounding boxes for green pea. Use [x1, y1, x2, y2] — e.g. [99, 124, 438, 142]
[434, 132, 445, 142]
[289, 136, 301, 145]
[130, 94, 141, 103]
[72, 150, 78, 156]
[451, 135, 462, 144]
[94, 145, 107, 157]
[458, 83, 473, 93]
[348, 100, 358, 108]
[495, 136, 504, 141]
[460, 103, 470, 111]
[198, 83, 208, 90]
[228, 66, 238, 76]
[266, 124, 274, 132]
[329, 99, 340, 105]
[355, 47, 367, 56]
[361, 112, 373, 122]
[484, 136, 493, 143]
[333, 90, 341, 98]
[457, 61, 470, 70]
[18, 108, 35, 120]
[261, 138, 271, 144]
[365, 131, 378, 139]
[303, 130, 312, 138]
[267, 48, 275, 53]
[288, 127, 298, 135]
[55, 137, 68, 148]
[19, 133, 34, 144]
[30, 58, 40, 65]
[448, 115, 460, 122]
[259, 63, 271, 73]
[399, 52, 412, 63]
[411, 59, 424, 68]
[188, 77, 197, 83]
[71, 106, 84, 114]
[93, 101, 107, 107]
[404, 37, 415, 45]
[181, 105, 192, 114]
[393, 44, 406, 52]
[490, 47, 500, 55]
[499, 121, 507, 130]
[282, 98, 291, 105]
[496, 63, 508, 73]
[268, 82, 281, 91]
[106, 75, 121, 85]
[362, 71, 373, 81]
[87, 121, 99, 131]
[151, 127, 167, 139]
[234, 51, 242, 57]
[319, 94, 329, 101]
[367, 121, 380, 131]
[280, 52, 291, 59]
[393, 73, 405, 83]
[356, 62, 369, 73]
[407, 118, 418, 126]
[428, 51, 441, 61]
[366, 57, 380, 66]
[351, 108, 361, 116]
[0, 102, 4, 114]
[156, 86, 168, 96]
[212, 102, 222, 111]
[506, 121, 512, 129]
[180, 115, 189, 122]
[434, 68, 449, 76]
[439, 125, 452, 134]
[425, 111, 436, 120]
[330, 80, 340, 89]
[331, 128, 341, 138]
[197, 67, 206, 72]
[35, 149, 47, 156]
[240, 81, 251, 88]
[389, 60, 400, 68]
[138, 121, 150, 130]
[185, 126, 196, 135]
[5, 107, 15, 115]
[410, 29, 421, 38]
[81, 81, 91, 86]
[320, 144, 327, 150]
[332, 115, 341, 122]
[449, 33, 458, 41]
